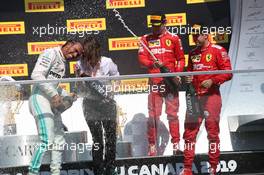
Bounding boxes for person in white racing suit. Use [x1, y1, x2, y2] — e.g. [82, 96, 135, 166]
[28, 40, 83, 175]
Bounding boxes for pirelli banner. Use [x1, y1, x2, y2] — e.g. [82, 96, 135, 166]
[0, 0, 230, 79]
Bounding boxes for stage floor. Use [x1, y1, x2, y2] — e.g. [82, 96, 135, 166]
[1, 151, 264, 175]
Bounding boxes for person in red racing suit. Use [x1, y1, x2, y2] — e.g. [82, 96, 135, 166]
[180, 24, 232, 175]
[138, 13, 185, 156]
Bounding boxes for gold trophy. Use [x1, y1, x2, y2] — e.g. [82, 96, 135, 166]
[116, 105, 127, 141]
[3, 103, 17, 135]
[0, 77, 23, 136]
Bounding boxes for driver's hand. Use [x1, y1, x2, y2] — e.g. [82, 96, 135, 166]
[185, 76, 193, 84]
[51, 94, 63, 108]
[154, 61, 163, 68]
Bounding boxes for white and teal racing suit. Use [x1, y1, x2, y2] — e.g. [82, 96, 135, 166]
[28, 47, 68, 175]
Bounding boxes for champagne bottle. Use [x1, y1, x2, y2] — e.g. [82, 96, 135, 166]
[86, 80, 115, 104]
[159, 65, 179, 94]
[184, 68, 201, 119]
[53, 96, 74, 114]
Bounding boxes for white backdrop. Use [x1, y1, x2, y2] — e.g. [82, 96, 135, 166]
[14, 92, 232, 156]
[222, 0, 264, 118]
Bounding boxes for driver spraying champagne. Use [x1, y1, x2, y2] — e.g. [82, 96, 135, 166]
[138, 12, 185, 156]
[28, 40, 83, 175]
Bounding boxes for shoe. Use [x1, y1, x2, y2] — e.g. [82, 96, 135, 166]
[27, 172, 36, 175]
[148, 144, 157, 156]
[173, 143, 183, 155]
[179, 168, 192, 175]
[27, 170, 37, 175]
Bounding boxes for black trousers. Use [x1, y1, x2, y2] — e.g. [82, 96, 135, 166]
[83, 98, 117, 175]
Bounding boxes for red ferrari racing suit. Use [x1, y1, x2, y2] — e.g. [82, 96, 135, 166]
[183, 43, 232, 172]
[138, 30, 185, 147]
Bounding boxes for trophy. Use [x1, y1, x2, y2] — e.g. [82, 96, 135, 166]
[0, 77, 23, 136]
[116, 105, 127, 141]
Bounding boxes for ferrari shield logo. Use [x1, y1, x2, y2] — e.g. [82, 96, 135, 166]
[166, 39, 171, 47]
[206, 54, 212, 62]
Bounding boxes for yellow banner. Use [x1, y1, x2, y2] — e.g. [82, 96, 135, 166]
[106, 0, 145, 9]
[67, 18, 106, 32]
[0, 64, 28, 77]
[0, 21, 25, 35]
[109, 37, 139, 51]
[185, 54, 189, 67]
[187, 0, 222, 4]
[189, 33, 229, 46]
[69, 61, 77, 75]
[27, 41, 65, 55]
[147, 13, 187, 27]
[25, 0, 64, 12]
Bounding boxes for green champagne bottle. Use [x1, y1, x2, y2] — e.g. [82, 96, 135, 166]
[184, 68, 201, 118]
[159, 65, 179, 94]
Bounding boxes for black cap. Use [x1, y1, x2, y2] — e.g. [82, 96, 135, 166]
[150, 12, 166, 26]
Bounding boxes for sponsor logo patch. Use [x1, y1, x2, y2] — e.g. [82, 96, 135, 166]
[166, 39, 172, 47]
[148, 39, 161, 48]
[191, 54, 202, 63]
[206, 54, 213, 62]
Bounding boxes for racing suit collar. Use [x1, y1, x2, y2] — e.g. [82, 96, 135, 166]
[152, 28, 168, 38]
[201, 42, 211, 52]
[158, 29, 168, 38]
[58, 46, 66, 62]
